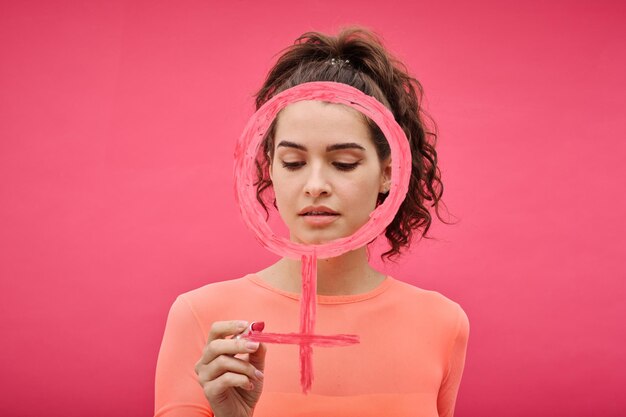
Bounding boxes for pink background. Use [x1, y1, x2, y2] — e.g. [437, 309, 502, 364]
[1, 1, 624, 416]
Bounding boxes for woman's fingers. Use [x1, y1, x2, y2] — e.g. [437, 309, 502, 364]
[194, 320, 265, 398]
[197, 353, 262, 385]
[207, 320, 249, 342]
[203, 371, 255, 398]
[197, 337, 260, 369]
[194, 320, 263, 378]
[247, 341, 267, 373]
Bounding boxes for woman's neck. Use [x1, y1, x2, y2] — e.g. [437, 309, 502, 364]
[256, 247, 386, 296]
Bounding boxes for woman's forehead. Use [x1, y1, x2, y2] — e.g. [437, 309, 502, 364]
[274, 100, 372, 147]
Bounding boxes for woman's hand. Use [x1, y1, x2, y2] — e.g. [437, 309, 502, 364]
[195, 320, 267, 417]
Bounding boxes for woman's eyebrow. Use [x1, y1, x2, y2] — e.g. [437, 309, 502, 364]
[276, 140, 366, 152]
[276, 140, 307, 151]
[327, 142, 366, 152]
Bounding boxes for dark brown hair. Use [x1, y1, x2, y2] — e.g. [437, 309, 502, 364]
[252, 26, 454, 261]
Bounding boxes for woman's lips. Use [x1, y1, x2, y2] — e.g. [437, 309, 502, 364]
[299, 213, 340, 226]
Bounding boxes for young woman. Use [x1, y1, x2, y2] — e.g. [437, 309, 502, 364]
[155, 27, 470, 417]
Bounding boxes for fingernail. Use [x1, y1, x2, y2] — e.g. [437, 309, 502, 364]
[246, 341, 260, 350]
[254, 369, 264, 380]
[236, 320, 249, 330]
[247, 382, 255, 390]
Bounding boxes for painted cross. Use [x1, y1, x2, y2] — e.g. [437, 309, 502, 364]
[246, 254, 359, 394]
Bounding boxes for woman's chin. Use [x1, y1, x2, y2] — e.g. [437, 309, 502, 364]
[293, 237, 330, 245]
[291, 231, 348, 245]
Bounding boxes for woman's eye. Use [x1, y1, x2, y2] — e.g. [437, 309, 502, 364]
[280, 161, 360, 171]
[281, 161, 305, 171]
[333, 162, 360, 171]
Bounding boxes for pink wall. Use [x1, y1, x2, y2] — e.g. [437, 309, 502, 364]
[1, 1, 624, 415]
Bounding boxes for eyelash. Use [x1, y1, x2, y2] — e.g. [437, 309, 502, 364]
[281, 161, 360, 172]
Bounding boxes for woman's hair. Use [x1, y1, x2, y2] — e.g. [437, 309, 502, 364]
[252, 26, 454, 261]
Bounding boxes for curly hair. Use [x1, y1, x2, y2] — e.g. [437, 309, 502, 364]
[252, 26, 454, 261]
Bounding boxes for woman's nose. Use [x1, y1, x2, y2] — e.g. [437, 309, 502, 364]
[303, 164, 331, 197]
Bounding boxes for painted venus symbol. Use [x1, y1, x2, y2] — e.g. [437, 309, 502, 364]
[233, 81, 411, 394]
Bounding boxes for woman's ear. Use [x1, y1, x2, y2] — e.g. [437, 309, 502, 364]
[379, 157, 392, 193]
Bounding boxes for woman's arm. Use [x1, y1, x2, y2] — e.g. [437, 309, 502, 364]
[154, 295, 214, 417]
[437, 304, 470, 417]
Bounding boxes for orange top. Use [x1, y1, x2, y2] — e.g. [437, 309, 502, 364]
[154, 274, 470, 417]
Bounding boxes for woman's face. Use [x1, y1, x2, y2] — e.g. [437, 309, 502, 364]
[269, 100, 391, 245]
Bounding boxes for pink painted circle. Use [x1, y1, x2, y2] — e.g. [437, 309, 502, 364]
[234, 81, 411, 259]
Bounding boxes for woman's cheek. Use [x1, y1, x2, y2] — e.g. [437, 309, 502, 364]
[273, 183, 290, 214]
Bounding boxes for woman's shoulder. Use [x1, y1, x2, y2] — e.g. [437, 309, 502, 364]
[175, 274, 255, 307]
[388, 277, 470, 328]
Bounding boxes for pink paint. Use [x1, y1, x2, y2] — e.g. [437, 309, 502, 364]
[246, 332, 359, 347]
[233, 81, 411, 260]
[233, 81, 411, 394]
[300, 253, 317, 391]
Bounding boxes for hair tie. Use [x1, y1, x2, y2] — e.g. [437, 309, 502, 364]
[329, 57, 351, 67]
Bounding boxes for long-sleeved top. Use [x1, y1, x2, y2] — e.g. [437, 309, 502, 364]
[154, 273, 470, 417]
